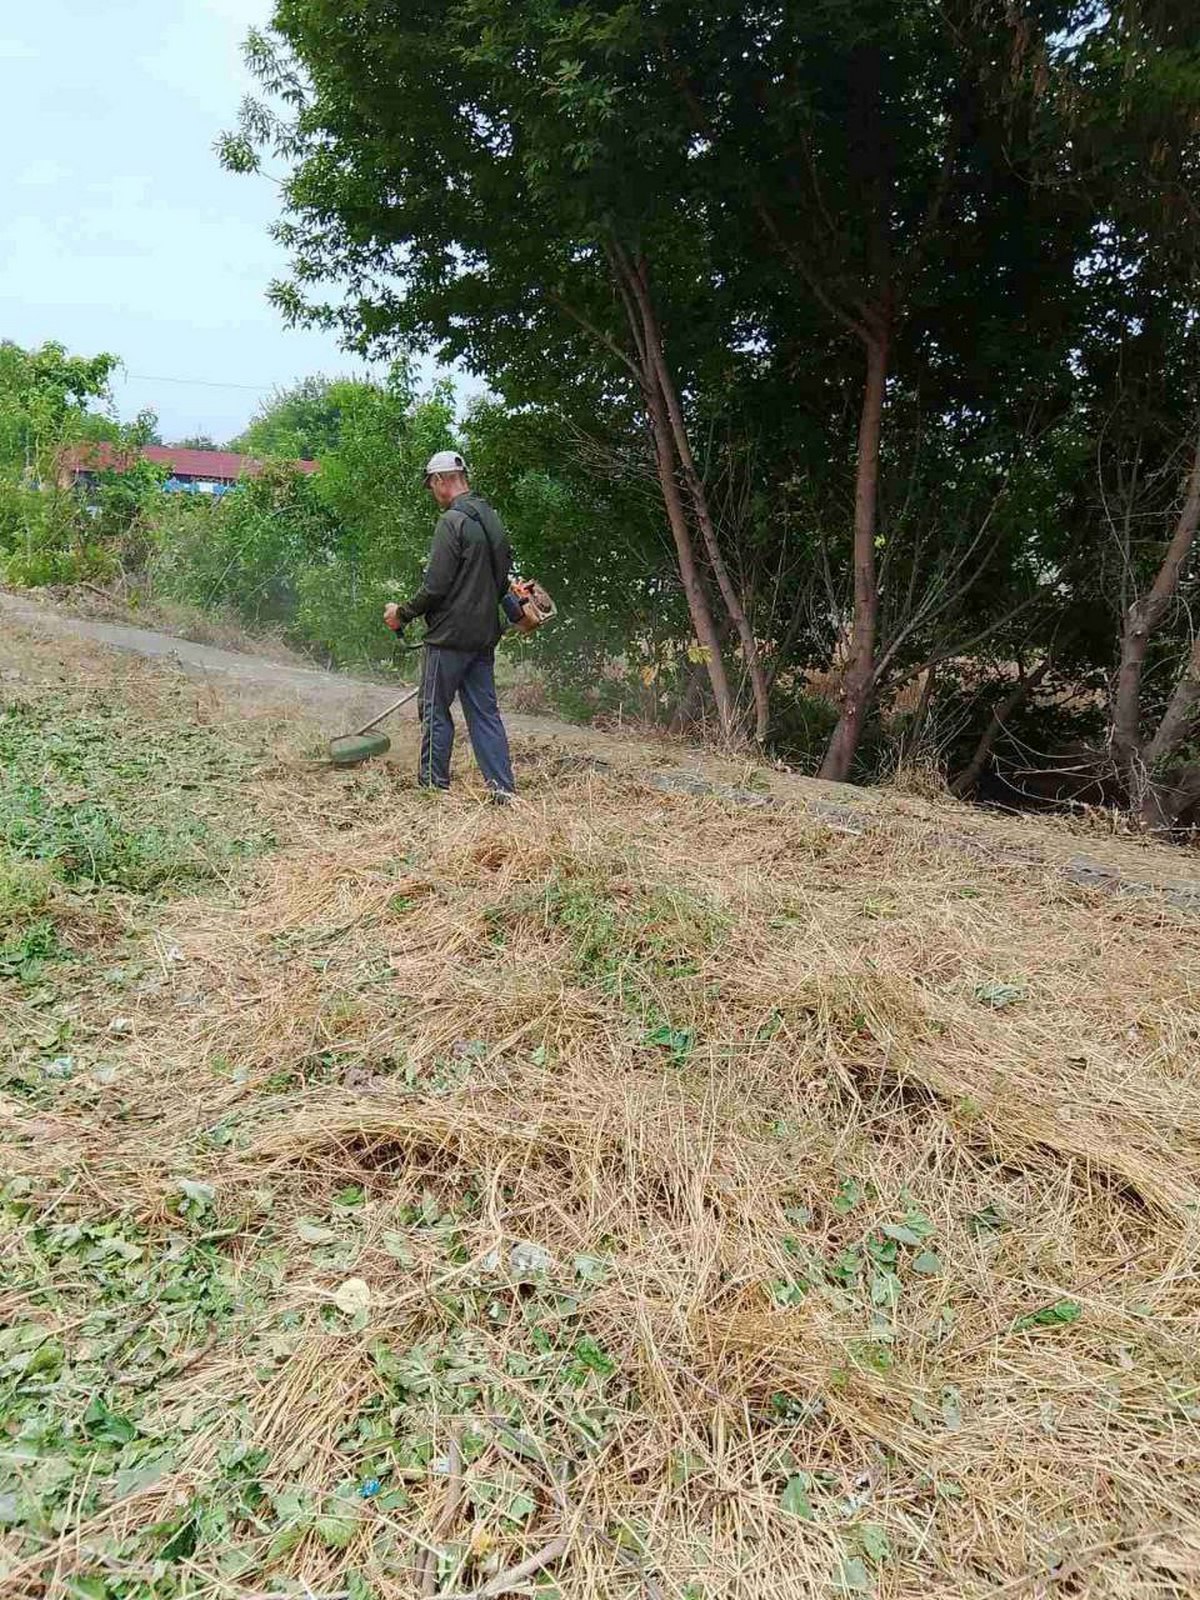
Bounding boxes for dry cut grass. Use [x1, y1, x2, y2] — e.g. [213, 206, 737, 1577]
[3, 644, 1200, 1600]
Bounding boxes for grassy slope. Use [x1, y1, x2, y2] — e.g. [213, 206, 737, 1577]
[2, 627, 1199, 1600]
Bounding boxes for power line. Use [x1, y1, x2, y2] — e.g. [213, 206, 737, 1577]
[121, 372, 276, 392]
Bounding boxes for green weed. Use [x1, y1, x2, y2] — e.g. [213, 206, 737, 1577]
[0, 699, 271, 893]
[490, 865, 728, 1009]
[0, 855, 54, 934]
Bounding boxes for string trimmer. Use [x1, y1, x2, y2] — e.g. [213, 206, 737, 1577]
[327, 685, 420, 767]
[327, 685, 421, 767]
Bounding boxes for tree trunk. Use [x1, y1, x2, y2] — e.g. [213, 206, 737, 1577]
[950, 660, 1049, 799]
[1145, 632, 1200, 770]
[1111, 431, 1200, 802]
[669, 657, 710, 735]
[1139, 760, 1200, 835]
[819, 329, 889, 782]
[628, 257, 770, 744]
[904, 662, 939, 756]
[1138, 632, 1200, 832]
[643, 378, 736, 738]
[602, 245, 736, 741]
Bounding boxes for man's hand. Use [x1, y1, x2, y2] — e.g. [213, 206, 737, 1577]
[383, 602, 405, 633]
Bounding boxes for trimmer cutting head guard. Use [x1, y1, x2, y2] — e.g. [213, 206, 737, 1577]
[326, 658, 419, 768]
[328, 730, 392, 767]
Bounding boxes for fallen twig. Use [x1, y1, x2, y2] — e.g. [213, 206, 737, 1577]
[453, 1535, 570, 1598]
[422, 1427, 465, 1597]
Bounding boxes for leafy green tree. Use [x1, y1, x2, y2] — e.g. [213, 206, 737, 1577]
[0, 340, 117, 480]
[229, 374, 355, 459]
[1005, 1, 1200, 828]
[149, 464, 340, 624]
[213, 0, 1200, 825]
[219, 3, 771, 738]
[298, 371, 459, 663]
[463, 397, 689, 719]
[219, 0, 1093, 759]
[0, 341, 121, 586]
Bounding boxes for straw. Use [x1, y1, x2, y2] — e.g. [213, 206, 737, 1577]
[4, 632, 1200, 1600]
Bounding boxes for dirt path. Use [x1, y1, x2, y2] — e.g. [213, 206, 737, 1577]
[0, 588, 599, 744]
[3, 587, 1198, 904]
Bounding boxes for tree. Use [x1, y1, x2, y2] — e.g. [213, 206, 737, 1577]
[221, 0, 1095, 757]
[220, 3, 773, 739]
[463, 396, 692, 721]
[649, 0, 1095, 776]
[298, 367, 459, 661]
[1037, 2, 1200, 829]
[215, 0, 1200, 828]
[0, 340, 117, 481]
[171, 434, 218, 451]
[229, 374, 355, 459]
[150, 461, 341, 625]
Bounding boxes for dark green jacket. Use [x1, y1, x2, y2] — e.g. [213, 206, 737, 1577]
[396, 492, 511, 651]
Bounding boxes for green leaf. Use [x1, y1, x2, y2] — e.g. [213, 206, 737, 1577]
[974, 979, 1025, 1009]
[381, 1230, 413, 1265]
[83, 1394, 138, 1445]
[176, 1177, 216, 1212]
[574, 1253, 607, 1284]
[770, 1278, 807, 1307]
[866, 1236, 897, 1268]
[296, 1219, 339, 1244]
[270, 1486, 311, 1523]
[315, 1511, 358, 1549]
[869, 1271, 900, 1307]
[103, 1236, 144, 1262]
[1013, 1298, 1082, 1332]
[643, 1023, 694, 1061]
[780, 1476, 815, 1519]
[856, 1522, 891, 1563]
[941, 1386, 963, 1432]
[503, 1490, 537, 1523]
[568, 1335, 615, 1381]
[346, 1572, 375, 1600]
[882, 1210, 934, 1244]
[880, 1223, 922, 1246]
[160, 1510, 201, 1561]
[114, 1448, 178, 1498]
[65, 1579, 109, 1600]
[267, 1520, 309, 1561]
[911, 1250, 943, 1275]
[831, 1247, 862, 1285]
[837, 1555, 873, 1592]
[24, 1337, 64, 1377]
[831, 1178, 863, 1215]
[967, 1203, 1009, 1235]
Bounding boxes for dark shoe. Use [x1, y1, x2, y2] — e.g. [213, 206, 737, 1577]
[488, 789, 515, 807]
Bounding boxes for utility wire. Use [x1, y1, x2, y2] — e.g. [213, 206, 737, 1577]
[121, 373, 276, 392]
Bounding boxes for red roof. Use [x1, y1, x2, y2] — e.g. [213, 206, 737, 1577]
[60, 443, 320, 479]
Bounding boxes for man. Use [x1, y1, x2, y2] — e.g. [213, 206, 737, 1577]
[383, 450, 516, 801]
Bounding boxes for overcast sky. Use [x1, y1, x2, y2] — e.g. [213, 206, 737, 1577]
[0, 0, 443, 444]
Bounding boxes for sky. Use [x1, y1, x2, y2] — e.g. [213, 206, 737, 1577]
[0, 0, 440, 444]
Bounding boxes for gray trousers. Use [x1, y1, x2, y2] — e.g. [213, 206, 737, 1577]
[418, 646, 515, 795]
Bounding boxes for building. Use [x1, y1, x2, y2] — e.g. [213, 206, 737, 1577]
[59, 443, 320, 498]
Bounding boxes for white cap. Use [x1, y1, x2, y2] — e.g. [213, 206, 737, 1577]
[423, 450, 468, 482]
